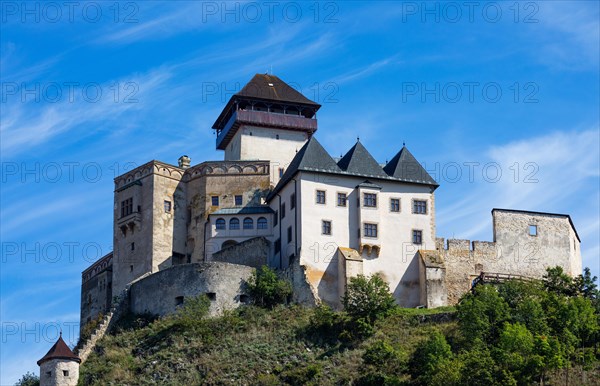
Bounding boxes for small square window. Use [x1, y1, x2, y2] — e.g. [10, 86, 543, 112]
[337, 193, 347, 207]
[413, 200, 427, 214]
[211, 196, 219, 206]
[412, 230, 423, 244]
[63, 370, 69, 377]
[175, 296, 184, 306]
[363, 193, 377, 207]
[529, 225, 537, 236]
[322, 220, 332, 235]
[390, 198, 400, 212]
[206, 292, 216, 301]
[316, 190, 326, 204]
[164, 200, 172, 213]
[363, 223, 378, 238]
[235, 195, 242, 206]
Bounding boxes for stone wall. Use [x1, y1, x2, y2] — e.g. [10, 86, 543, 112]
[39, 359, 79, 386]
[210, 236, 269, 268]
[129, 262, 255, 317]
[80, 252, 112, 332]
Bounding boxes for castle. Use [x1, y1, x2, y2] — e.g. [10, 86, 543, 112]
[38, 74, 583, 384]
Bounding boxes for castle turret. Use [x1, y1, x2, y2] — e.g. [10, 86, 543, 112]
[212, 74, 321, 185]
[37, 332, 80, 386]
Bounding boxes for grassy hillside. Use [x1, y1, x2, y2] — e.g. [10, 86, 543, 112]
[79, 305, 456, 385]
[77, 267, 600, 385]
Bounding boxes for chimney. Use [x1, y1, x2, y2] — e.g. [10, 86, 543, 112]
[178, 155, 191, 169]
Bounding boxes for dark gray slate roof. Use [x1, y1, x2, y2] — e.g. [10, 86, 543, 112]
[211, 206, 274, 215]
[338, 141, 389, 179]
[237, 74, 320, 107]
[356, 180, 383, 190]
[383, 146, 438, 186]
[267, 138, 438, 202]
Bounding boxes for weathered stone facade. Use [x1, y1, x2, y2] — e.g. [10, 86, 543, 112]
[439, 209, 582, 304]
[129, 262, 255, 317]
[39, 359, 79, 386]
[211, 236, 270, 268]
[80, 252, 112, 331]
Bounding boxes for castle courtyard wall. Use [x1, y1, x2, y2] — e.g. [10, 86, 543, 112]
[129, 262, 255, 317]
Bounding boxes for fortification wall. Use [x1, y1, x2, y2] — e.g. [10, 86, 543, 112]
[210, 236, 269, 268]
[129, 262, 255, 317]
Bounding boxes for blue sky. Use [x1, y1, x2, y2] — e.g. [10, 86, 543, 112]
[1, 1, 598, 383]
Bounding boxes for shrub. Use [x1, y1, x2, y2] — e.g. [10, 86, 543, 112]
[176, 294, 211, 328]
[14, 372, 39, 386]
[247, 266, 292, 308]
[409, 330, 453, 385]
[342, 274, 396, 324]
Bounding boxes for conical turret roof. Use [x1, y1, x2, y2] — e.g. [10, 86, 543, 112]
[37, 333, 81, 365]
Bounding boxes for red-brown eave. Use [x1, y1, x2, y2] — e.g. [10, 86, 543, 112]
[37, 334, 81, 366]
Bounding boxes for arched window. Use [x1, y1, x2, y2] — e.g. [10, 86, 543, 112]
[243, 217, 253, 229]
[229, 218, 240, 230]
[215, 218, 226, 230]
[257, 217, 268, 229]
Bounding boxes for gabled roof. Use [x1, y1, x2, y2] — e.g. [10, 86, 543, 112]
[267, 137, 341, 201]
[236, 74, 320, 107]
[37, 333, 81, 365]
[383, 146, 438, 186]
[338, 141, 389, 179]
[356, 180, 383, 190]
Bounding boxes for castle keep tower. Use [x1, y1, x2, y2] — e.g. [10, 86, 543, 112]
[37, 333, 80, 386]
[212, 74, 321, 185]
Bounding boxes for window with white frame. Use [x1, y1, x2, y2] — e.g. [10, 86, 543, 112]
[363, 193, 377, 207]
[363, 223, 378, 238]
[316, 190, 326, 204]
[337, 192, 347, 207]
[390, 198, 400, 212]
[322, 220, 332, 235]
[412, 229, 423, 244]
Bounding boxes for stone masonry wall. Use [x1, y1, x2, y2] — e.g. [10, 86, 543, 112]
[210, 236, 269, 268]
[129, 262, 255, 317]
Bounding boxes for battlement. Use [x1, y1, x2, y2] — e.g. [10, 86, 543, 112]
[436, 238, 496, 252]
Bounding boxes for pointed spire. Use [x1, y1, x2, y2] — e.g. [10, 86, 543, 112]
[338, 141, 388, 178]
[383, 146, 438, 185]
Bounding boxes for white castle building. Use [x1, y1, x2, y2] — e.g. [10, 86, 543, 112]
[70, 73, 582, 344]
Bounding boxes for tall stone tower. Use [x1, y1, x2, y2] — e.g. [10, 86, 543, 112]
[212, 74, 321, 185]
[37, 333, 80, 386]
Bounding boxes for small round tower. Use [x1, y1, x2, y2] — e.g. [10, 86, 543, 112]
[37, 332, 81, 386]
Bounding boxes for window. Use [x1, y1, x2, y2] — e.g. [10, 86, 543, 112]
[239, 294, 250, 303]
[243, 217, 253, 229]
[281, 203, 286, 219]
[206, 292, 216, 301]
[287, 226, 293, 243]
[276, 134, 280, 140]
[257, 217, 268, 229]
[229, 218, 240, 230]
[363, 223, 378, 238]
[235, 195, 243, 206]
[390, 198, 400, 212]
[275, 238, 281, 254]
[211, 196, 219, 206]
[164, 200, 172, 213]
[322, 220, 332, 235]
[131, 242, 135, 251]
[121, 197, 133, 217]
[279, 168, 284, 178]
[337, 192, 347, 207]
[363, 193, 377, 207]
[175, 296, 184, 306]
[529, 225, 537, 236]
[413, 200, 427, 214]
[63, 370, 69, 377]
[291, 193, 296, 209]
[274, 210, 278, 226]
[412, 230, 423, 244]
[130, 265, 133, 272]
[46, 371, 51, 377]
[316, 190, 326, 204]
[215, 218, 226, 230]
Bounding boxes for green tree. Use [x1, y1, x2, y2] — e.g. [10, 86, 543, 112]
[342, 274, 396, 324]
[246, 266, 292, 308]
[543, 266, 576, 296]
[573, 267, 599, 300]
[457, 285, 510, 345]
[14, 372, 39, 386]
[409, 330, 453, 385]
